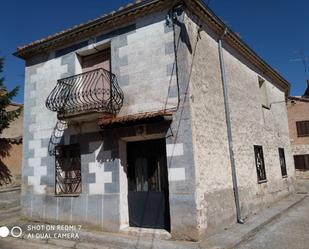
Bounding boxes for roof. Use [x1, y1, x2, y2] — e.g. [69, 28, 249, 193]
[288, 96, 309, 103]
[98, 110, 173, 127]
[14, 0, 168, 59]
[14, 0, 290, 93]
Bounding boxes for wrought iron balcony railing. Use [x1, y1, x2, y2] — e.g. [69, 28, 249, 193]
[46, 68, 124, 119]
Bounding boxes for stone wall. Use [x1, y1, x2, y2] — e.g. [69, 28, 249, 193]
[185, 10, 294, 236]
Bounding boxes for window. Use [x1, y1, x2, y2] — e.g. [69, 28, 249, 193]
[279, 148, 287, 177]
[254, 145, 267, 183]
[294, 154, 309, 171]
[55, 144, 81, 196]
[296, 121, 309, 137]
[258, 76, 270, 109]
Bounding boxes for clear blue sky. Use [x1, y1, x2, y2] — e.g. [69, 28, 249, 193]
[1, 0, 308, 103]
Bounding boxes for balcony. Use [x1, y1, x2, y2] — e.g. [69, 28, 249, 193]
[46, 68, 124, 120]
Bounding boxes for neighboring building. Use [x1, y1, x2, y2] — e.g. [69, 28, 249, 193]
[14, 0, 294, 240]
[287, 81, 309, 178]
[0, 103, 23, 189]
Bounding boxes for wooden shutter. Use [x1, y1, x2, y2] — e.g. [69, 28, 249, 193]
[296, 121, 309, 137]
[81, 49, 111, 73]
[294, 155, 309, 170]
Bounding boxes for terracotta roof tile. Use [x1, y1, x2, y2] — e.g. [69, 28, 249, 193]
[13, 0, 290, 93]
[98, 110, 173, 127]
[288, 96, 309, 103]
[15, 0, 155, 55]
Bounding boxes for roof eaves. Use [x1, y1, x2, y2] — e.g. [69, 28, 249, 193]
[184, 0, 290, 94]
[14, 0, 291, 94]
[288, 96, 309, 103]
[98, 110, 173, 127]
[13, 0, 165, 59]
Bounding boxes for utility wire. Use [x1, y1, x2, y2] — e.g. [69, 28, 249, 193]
[167, 24, 201, 167]
[163, 8, 185, 113]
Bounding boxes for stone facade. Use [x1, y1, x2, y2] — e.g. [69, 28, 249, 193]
[18, 1, 294, 241]
[186, 10, 294, 235]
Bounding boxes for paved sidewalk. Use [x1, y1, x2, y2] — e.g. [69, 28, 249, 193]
[0, 187, 21, 226]
[236, 196, 309, 249]
[200, 193, 307, 249]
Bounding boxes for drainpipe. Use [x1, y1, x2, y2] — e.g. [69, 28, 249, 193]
[218, 28, 244, 224]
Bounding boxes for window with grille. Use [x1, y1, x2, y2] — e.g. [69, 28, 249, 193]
[296, 121, 309, 137]
[55, 144, 81, 196]
[294, 154, 309, 171]
[279, 148, 287, 177]
[254, 145, 267, 183]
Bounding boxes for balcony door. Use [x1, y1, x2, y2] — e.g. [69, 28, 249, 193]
[81, 49, 111, 72]
[127, 139, 170, 231]
[80, 49, 111, 107]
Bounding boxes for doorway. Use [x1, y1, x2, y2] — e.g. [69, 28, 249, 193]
[80, 48, 112, 106]
[127, 139, 170, 231]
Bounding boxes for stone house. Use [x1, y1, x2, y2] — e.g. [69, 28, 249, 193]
[287, 82, 309, 179]
[14, 0, 294, 241]
[0, 103, 23, 189]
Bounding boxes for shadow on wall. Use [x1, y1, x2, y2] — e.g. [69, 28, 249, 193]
[96, 129, 118, 163]
[48, 120, 68, 156]
[48, 119, 116, 163]
[0, 139, 13, 186]
[169, 6, 193, 54]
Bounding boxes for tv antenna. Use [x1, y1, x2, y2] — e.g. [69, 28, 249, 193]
[289, 49, 309, 73]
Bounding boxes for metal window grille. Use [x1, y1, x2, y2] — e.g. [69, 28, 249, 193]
[279, 148, 287, 177]
[254, 145, 267, 183]
[55, 144, 81, 196]
[296, 120, 309, 137]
